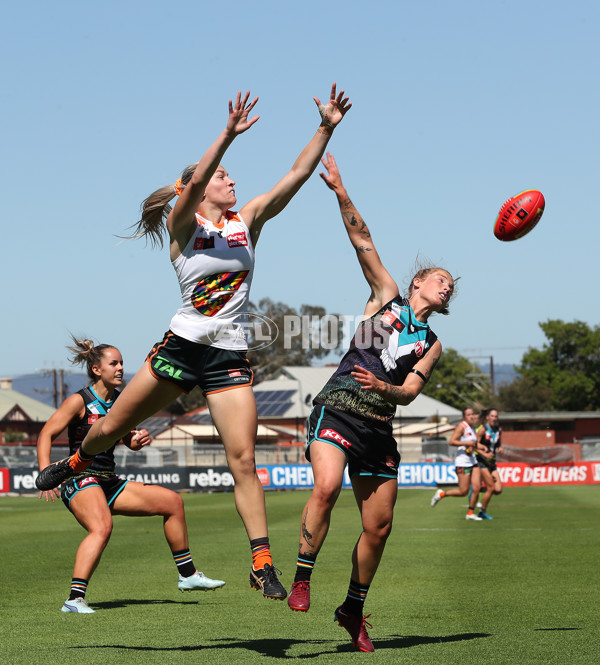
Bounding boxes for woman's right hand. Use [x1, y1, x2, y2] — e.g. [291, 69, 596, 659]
[226, 90, 260, 136]
[319, 152, 344, 192]
[38, 487, 60, 502]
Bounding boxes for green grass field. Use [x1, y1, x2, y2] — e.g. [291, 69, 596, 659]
[1, 485, 599, 664]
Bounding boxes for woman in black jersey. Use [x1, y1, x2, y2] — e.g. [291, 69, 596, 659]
[287, 154, 455, 652]
[37, 338, 224, 614]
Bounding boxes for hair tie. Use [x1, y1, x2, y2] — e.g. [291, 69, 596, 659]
[174, 178, 183, 196]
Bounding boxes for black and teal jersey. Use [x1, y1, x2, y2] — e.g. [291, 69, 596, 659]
[67, 386, 121, 474]
[314, 297, 438, 422]
[481, 424, 501, 454]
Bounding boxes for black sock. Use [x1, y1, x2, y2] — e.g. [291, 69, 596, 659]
[68, 578, 88, 600]
[294, 551, 317, 582]
[342, 578, 370, 616]
[172, 549, 196, 578]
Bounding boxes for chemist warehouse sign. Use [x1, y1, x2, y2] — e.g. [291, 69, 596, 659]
[255, 462, 600, 490]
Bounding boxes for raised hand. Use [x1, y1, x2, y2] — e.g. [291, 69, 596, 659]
[319, 152, 344, 191]
[313, 82, 352, 129]
[227, 91, 260, 136]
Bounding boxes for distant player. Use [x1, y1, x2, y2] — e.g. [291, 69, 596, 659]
[431, 407, 483, 520]
[474, 408, 504, 519]
[37, 338, 224, 614]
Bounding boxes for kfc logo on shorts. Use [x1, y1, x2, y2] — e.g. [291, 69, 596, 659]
[320, 428, 351, 449]
[227, 232, 248, 248]
[79, 476, 98, 487]
[228, 369, 242, 377]
[385, 456, 395, 468]
[414, 341, 424, 357]
[88, 414, 99, 424]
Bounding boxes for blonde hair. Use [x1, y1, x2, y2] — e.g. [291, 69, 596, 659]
[406, 264, 458, 316]
[67, 336, 117, 381]
[126, 162, 198, 248]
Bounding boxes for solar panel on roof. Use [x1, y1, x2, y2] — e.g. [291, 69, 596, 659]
[254, 389, 295, 417]
[138, 416, 172, 437]
[188, 411, 214, 424]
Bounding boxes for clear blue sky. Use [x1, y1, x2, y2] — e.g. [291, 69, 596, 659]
[2, 0, 598, 378]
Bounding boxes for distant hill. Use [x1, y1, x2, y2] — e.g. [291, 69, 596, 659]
[12, 372, 135, 408]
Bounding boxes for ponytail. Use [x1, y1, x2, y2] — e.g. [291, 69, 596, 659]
[67, 336, 116, 381]
[124, 162, 199, 248]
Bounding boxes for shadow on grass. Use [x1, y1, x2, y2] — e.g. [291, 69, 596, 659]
[91, 598, 203, 610]
[70, 632, 491, 658]
[534, 627, 581, 631]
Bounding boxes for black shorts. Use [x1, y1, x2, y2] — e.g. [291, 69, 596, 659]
[146, 330, 253, 394]
[306, 403, 400, 479]
[477, 456, 498, 472]
[61, 474, 129, 512]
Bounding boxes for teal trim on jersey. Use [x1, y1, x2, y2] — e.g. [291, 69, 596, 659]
[87, 385, 116, 415]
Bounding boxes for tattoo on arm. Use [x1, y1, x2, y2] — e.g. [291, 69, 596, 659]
[340, 202, 371, 239]
[379, 383, 410, 404]
[357, 245, 373, 253]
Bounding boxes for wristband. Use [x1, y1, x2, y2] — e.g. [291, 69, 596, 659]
[410, 369, 427, 383]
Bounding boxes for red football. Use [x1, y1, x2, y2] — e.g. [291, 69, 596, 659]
[493, 189, 545, 241]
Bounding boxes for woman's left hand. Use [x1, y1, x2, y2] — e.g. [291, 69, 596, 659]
[128, 429, 151, 450]
[314, 82, 352, 128]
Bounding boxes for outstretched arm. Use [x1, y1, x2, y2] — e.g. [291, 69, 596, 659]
[36, 394, 84, 501]
[241, 83, 351, 245]
[167, 91, 260, 254]
[351, 340, 442, 406]
[320, 153, 398, 317]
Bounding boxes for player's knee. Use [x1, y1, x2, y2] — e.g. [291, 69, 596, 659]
[228, 452, 257, 481]
[311, 482, 341, 510]
[163, 490, 185, 516]
[364, 517, 393, 544]
[90, 520, 113, 544]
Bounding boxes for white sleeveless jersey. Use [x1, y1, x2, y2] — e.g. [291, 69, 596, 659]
[169, 211, 254, 350]
[454, 421, 478, 467]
